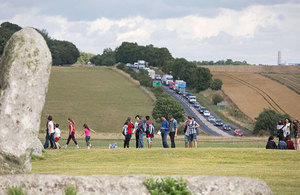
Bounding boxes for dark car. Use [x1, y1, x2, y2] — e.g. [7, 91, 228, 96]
[194, 102, 201, 108]
[223, 124, 231, 131]
[199, 106, 206, 113]
[215, 119, 223, 126]
[185, 92, 192, 99]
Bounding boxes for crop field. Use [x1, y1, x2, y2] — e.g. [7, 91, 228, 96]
[203, 65, 300, 120]
[33, 136, 300, 195]
[41, 66, 154, 133]
[262, 73, 300, 94]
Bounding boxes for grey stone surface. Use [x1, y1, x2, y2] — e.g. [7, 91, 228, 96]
[32, 137, 43, 157]
[0, 174, 273, 195]
[0, 28, 52, 174]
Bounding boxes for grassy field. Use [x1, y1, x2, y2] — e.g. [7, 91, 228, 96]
[32, 138, 300, 195]
[41, 66, 154, 133]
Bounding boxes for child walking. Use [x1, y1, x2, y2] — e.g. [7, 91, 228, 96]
[54, 123, 61, 149]
[146, 116, 155, 148]
[64, 118, 79, 148]
[81, 123, 96, 149]
[123, 117, 134, 148]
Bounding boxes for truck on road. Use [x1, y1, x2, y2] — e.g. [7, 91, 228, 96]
[162, 74, 173, 86]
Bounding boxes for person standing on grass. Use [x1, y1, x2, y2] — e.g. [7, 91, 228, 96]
[124, 117, 134, 148]
[183, 117, 189, 148]
[159, 116, 169, 148]
[145, 116, 155, 149]
[54, 123, 61, 149]
[44, 115, 57, 149]
[266, 136, 277, 149]
[168, 115, 178, 148]
[292, 119, 299, 150]
[277, 120, 284, 138]
[81, 123, 96, 149]
[137, 116, 147, 148]
[286, 135, 295, 150]
[64, 118, 79, 148]
[283, 118, 292, 138]
[190, 117, 200, 148]
[277, 135, 287, 150]
[134, 115, 140, 148]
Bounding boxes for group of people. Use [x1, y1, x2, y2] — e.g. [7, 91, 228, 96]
[266, 118, 299, 150]
[43, 114, 96, 150]
[122, 115, 200, 148]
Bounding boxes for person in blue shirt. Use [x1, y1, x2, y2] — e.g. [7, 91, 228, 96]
[160, 116, 170, 148]
[168, 115, 178, 148]
[278, 135, 287, 150]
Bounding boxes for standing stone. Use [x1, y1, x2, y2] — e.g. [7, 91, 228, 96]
[0, 28, 52, 174]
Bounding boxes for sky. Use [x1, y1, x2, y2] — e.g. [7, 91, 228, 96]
[0, 0, 300, 65]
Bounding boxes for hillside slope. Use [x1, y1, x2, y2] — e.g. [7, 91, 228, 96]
[41, 66, 154, 133]
[205, 66, 300, 120]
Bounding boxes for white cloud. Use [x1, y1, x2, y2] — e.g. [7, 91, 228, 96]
[4, 3, 300, 64]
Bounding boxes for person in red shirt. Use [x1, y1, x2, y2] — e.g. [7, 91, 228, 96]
[286, 135, 295, 150]
[124, 117, 134, 148]
[64, 118, 79, 148]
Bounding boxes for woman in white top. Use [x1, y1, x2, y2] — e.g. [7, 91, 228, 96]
[283, 118, 291, 138]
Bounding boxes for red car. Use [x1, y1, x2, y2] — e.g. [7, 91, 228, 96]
[234, 129, 243, 136]
[169, 82, 175, 89]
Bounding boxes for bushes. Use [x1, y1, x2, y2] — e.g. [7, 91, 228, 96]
[152, 97, 185, 122]
[7, 186, 27, 195]
[254, 109, 290, 136]
[144, 177, 191, 195]
[212, 94, 224, 105]
[211, 78, 223, 90]
[116, 65, 153, 88]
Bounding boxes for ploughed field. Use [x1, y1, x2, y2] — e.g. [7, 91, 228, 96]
[41, 66, 154, 132]
[262, 73, 300, 94]
[33, 135, 300, 195]
[203, 65, 300, 120]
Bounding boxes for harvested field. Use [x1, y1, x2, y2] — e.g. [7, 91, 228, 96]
[262, 73, 300, 94]
[213, 72, 300, 119]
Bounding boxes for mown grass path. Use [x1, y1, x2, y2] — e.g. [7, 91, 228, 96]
[32, 144, 299, 195]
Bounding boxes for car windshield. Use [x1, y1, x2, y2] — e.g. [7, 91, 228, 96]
[216, 120, 221, 122]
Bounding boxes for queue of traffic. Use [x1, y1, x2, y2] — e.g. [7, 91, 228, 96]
[159, 74, 244, 136]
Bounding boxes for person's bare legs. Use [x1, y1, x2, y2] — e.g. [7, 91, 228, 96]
[194, 141, 197, 148]
[185, 142, 188, 148]
[189, 142, 193, 148]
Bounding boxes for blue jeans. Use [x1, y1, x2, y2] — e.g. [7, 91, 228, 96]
[138, 132, 145, 148]
[44, 132, 57, 149]
[161, 132, 169, 148]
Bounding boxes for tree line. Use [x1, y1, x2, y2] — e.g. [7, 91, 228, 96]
[0, 22, 80, 66]
[192, 59, 249, 66]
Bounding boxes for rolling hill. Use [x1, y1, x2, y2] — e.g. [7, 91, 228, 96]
[40, 66, 154, 133]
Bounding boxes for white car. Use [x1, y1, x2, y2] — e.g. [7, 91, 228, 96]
[203, 110, 210, 117]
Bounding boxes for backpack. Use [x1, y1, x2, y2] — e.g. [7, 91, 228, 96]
[139, 121, 147, 133]
[147, 121, 155, 135]
[122, 124, 128, 136]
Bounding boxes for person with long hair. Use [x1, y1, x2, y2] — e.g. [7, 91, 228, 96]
[123, 117, 134, 148]
[283, 118, 292, 138]
[81, 123, 96, 149]
[266, 136, 277, 149]
[292, 118, 299, 150]
[44, 115, 57, 149]
[64, 118, 79, 148]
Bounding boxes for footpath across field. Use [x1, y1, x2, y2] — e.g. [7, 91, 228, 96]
[36, 135, 300, 195]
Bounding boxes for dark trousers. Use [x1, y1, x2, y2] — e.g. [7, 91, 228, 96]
[124, 134, 132, 148]
[135, 131, 139, 148]
[169, 132, 176, 148]
[44, 133, 56, 149]
[66, 132, 78, 145]
[161, 132, 169, 148]
[85, 136, 91, 146]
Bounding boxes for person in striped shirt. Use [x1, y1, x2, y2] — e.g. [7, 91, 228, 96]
[185, 116, 199, 148]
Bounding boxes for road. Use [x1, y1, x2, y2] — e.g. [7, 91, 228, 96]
[162, 86, 234, 136]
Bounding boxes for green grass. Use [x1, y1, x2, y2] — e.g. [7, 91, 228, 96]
[41, 66, 154, 132]
[31, 145, 300, 195]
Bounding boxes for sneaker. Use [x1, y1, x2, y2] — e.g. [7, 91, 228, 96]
[88, 146, 90, 149]
[63, 145, 67, 149]
[76, 145, 80, 148]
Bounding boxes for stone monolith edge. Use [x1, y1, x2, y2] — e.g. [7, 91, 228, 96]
[0, 28, 52, 174]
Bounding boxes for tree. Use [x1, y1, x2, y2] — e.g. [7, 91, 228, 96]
[211, 78, 223, 90]
[152, 97, 185, 122]
[212, 94, 224, 105]
[0, 22, 22, 55]
[254, 109, 290, 135]
[76, 52, 95, 64]
[193, 67, 212, 91]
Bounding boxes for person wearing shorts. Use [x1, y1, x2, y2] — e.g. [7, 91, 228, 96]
[186, 116, 199, 148]
[191, 117, 200, 148]
[145, 116, 155, 149]
[54, 123, 61, 149]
